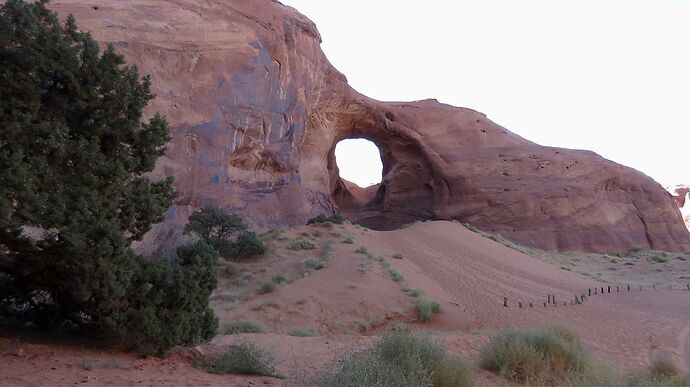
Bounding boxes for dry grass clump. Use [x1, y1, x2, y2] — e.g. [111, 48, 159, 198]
[288, 328, 318, 337]
[319, 329, 473, 387]
[623, 357, 690, 387]
[417, 299, 442, 323]
[195, 341, 280, 377]
[479, 324, 589, 384]
[290, 240, 316, 250]
[343, 236, 354, 244]
[222, 320, 265, 334]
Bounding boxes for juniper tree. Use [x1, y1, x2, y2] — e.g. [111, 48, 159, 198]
[0, 0, 217, 354]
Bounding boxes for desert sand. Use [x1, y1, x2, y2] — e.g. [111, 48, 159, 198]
[2, 221, 688, 386]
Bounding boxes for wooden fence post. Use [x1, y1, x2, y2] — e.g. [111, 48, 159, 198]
[616, 285, 619, 293]
[601, 286, 604, 294]
[519, 302, 523, 308]
[529, 302, 533, 308]
[608, 286, 611, 293]
[588, 288, 591, 296]
[627, 284, 630, 291]
[504, 297, 508, 307]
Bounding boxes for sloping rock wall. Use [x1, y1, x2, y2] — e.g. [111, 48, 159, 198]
[48, 0, 690, 254]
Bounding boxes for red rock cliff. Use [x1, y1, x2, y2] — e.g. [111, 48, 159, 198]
[48, 0, 690, 254]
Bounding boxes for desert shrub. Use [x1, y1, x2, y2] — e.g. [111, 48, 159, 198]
[393, 252, 404, 259]
[256, 282, 276, 295]
[625, 360, 690, 387]
[343, 236, 355, 244]
[195, 341, 280, 377]
[288, 328, 318, 337]
[388, 269, 405, 283]
[479, 325, 589, 384]
[184, 207, 263, 261]
[355, 246, 369, 254]
[272, 274, 288, 285]
[650, 254, 669, 263]
[116, 242, 219, 355]
[409, 288, 424, 297]
[319, 329, 472, 387]
[223, 231, 265, 260]
[417, 300, 441, 323]
[291, 240, 316, 250]
[223, 320, 265, 334]
[307, 213, 346, 225]
[303, 258, 327, 271]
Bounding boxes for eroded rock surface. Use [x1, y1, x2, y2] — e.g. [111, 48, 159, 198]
[48, 0, 690, 253]
[668, 185, 690, 232]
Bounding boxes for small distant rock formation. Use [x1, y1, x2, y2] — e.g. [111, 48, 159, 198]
[667, 185, 690, 232]
[47, 0, 690, 254]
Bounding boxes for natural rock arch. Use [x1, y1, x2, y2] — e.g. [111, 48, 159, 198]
[48, 0, 690, 254]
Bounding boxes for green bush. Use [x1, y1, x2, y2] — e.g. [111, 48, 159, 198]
[417, 299, 441, 323]
[184, 207, 263, 261]
[651, 254, 669, 263]
[393, 252, 404, 259]
[409, 288, 424, 298]
[319, 330, 472, 387]
[479, 325, 589, 384]
[195, 341, 280, 377]
[288, 328, 318, 337]
[307, 213, 346, 225]
[343, 236, 355, 244]
[355, 246, 369, 254]
[222, 231, 265, 260]
[291, 240, 316, 250]
[223, 320, 265, 334]
[388, 269, 404, 283]
[272, 274, 288, 284]
[115, 242, 219, 355]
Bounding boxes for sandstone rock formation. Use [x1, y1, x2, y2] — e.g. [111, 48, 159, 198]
[668, 185, 690, 232]
[48, 0, 690, 254]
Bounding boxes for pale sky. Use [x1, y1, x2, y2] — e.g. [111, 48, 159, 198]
[284, 0, 688, 188]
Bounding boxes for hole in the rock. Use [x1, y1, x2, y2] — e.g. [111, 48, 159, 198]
[334, 138, 382, 188]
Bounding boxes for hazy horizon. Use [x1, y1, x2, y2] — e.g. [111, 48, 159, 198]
[283, 0, 688, 188]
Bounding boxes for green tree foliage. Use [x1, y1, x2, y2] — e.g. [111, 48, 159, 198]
[0, 0, 216, 354]
[184, 206, 264, 260]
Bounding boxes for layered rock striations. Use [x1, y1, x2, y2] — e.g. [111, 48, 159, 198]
[48, 0, 690, 253]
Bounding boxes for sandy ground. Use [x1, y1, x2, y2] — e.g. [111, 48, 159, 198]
[1, 221, 689, 386]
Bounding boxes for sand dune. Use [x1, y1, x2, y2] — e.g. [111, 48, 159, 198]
[2, 221, 689, 386]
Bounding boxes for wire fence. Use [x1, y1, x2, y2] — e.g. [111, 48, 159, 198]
[502, 283, 690, 308]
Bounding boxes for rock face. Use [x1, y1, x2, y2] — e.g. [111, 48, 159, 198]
[48, 0, 690, 254]
[668, 185, 690, 232]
